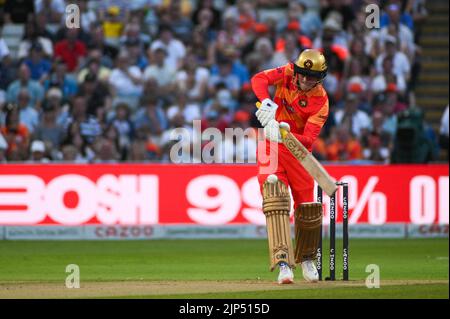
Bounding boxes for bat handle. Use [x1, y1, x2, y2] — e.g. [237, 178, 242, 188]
[279, 122, 290, 139]
[255, 101, 289, 139]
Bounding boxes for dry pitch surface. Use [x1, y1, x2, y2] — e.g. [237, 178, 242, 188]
[1, 279, 447, 298]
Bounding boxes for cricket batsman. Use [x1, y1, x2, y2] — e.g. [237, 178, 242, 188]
[251, 49, 329, 284]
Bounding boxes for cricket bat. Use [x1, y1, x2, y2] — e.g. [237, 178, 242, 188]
[256, 102, 337, 196]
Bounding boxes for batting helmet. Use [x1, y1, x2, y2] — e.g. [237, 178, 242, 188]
[293, 49, 328, 80]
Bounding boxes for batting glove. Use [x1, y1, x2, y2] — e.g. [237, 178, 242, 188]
[264, 119, 282, 143]
[256, 98, 278, 127]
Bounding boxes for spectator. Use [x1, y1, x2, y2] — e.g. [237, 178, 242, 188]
[17, 19, 54, 60]
[344, 37, 374, 79]
[17, 89, 39, 133]
[77, 52, 112, 84]
[119, 21, 151, 50]
[275, 20, 312, 54]
[27, 139, 50, 163]
[222, 110, 257, 163]
[371, 56, 407, 95]
[160, 0, 193, 18]
[34, 11, 59, 42]
[341, 60, 370, 107]
[235, 0, 257, 34]
[54, 28, 87, 73]
[92, 136, 120, 163]
[101, 5, 127, 46]
[320, 0, 355, 31]
[334, 93, 371, 139]
[44, 60, 78, 99]
[271, 32, 301, 67]
[125, 38, 148, 70]
[380, 1, 414, 31]
[167, 92, 202, 125]
[34, 100, 66, 154]
[0, 104, 30, 161]
[254, 37, 278, 70]
[365, 110, 394, 151]
[159, 112, 198, 162]
[78, 0, 98, 32]
[385, 84, 408, 113]
[191, 0, 221, 31]
[60, 128, 93, 163]
[362, 131, 390, 163]
[3, 0, 35, 24]
[373, 93, 398, 138]
[108, 102, 134, 154]
[34, 0, 66, 24]
[320, 29, 348, 78]
[160, 0, 194, 43]
[98, 0, 130, 21]
[6, 63, 45, 109]
[150, 25, 186, 70]
[127, 138, 148, 162]
[175, 52, 209, 102]
[375, 35, 411, 83]
[203, 85, 234, 127]
[193, 8, 218, 44]
[188, 26, 215, 67]
[0, 40, 15, 91]
[314, 12, 349, 50]
[86, 23, 119, 66]
[23, 42, 52, 83]
[209, 57, 241, 98]
[109, 50, 144, 110]
[63, 95, 102, 144]
[294, 0, 322, 39]
[379, 16, 415, 62]
[144, 46, 176, 93]
[326, 126, 363, 161]
[102, 124, 123, 159]
[60, 143, 87, 163]
[133, 95, 168, 139]
[215, 11, 247, 60]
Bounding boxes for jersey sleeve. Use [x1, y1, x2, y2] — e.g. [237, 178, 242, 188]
[251, 64, 288, 101]
[291, 96, 329, 150]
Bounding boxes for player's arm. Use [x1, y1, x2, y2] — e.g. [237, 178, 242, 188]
[251, 65, 287, 126]
[251, 65, 286, 101]
[291, 98, 329, 150]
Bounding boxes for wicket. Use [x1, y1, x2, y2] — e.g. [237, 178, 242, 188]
[317, 182, 349, 281]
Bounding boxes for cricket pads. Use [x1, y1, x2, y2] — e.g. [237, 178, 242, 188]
[294, 203, 323, 263]
[263, 180, 295, 271]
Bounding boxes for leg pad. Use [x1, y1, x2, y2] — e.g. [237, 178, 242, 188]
[294, 203, 323, 263]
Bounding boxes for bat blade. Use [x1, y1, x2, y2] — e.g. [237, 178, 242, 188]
[256, 102, 337, 196]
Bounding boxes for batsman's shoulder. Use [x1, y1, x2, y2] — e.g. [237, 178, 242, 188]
[309, 91, 329, 111]
[308, 94, 329, 123]
[264, 63, 290, 76]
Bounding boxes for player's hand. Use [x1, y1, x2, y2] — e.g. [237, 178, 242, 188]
[256, 98, 278, 127]
[264, 119, 282, 143]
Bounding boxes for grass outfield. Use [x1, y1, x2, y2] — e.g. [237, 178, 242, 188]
[0, 238, 447, 298]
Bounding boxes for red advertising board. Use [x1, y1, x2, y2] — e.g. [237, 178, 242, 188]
[0, 164, 448, 226]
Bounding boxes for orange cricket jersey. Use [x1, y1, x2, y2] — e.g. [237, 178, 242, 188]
[251, 63, 329, 151]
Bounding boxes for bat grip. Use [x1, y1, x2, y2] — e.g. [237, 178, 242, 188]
[255, 101, 288, 138]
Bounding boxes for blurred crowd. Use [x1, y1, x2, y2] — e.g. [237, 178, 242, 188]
[0, 0, 445, 164]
